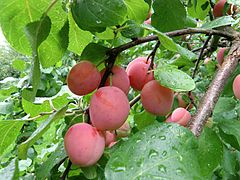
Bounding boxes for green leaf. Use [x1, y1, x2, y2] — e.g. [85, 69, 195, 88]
[124, 0, 149, 23]
[12, 59, 26, 72]
[71, 0, 127, 32]
[152, 0, 186, 32]
[0, 120, 24, 155]
[81, 166, 97, 180]
[213, 97, 237, 121]
[25, 16, 51, 50]
[202, 16, 235, 29]
[188, 0, 210, 20]
[68, 12, 93, 55]
[38, 3, 68, 68]
[213, 97, 236, 115]
[18, 106, 68, 159]
[134, 110, 156, 130]
[121, 20, 144, 38]
[0, 1, 48, 55]
[218, 119, 240, 150]
[81, 43, 109, 65]
[96, 28, 115, 40]
[154, 30, 197, 61]
[222, 146, 237, 176]
[36, 142, 67, 180]
[22, 16, 51, 102]
[155, 66, 196, 92]
[185, 16, 198, 28]
[0, 102, 13, 115]
[105, 123, 202, 179]
[0, 158, 19, 180]
[22, 98, 51, 117]
[197, 128, 223, 178]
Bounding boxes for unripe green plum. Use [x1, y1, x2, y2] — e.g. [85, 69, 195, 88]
[141, 80, 174, 116]
[166, 108, 191, 126]
[101, 66, 130, 94]
[116, 121, 131, 138]
[233, 75, 240, 99]
[213, 0, 237, 17]
[90, 86, 130, 130]
[217, 48, 228, 65]
[67, 61, 101, 96]
[126, 57, 154, 91]
[64, 123, 105, 167]
[104, 131, 116, 147]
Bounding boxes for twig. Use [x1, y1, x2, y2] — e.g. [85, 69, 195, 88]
[130, 94, 141, 107]
[190, 40, 240, 137]
[192, 35, 212, 78]
[60, 160, 72, 180]
[147, 41, 160, 70]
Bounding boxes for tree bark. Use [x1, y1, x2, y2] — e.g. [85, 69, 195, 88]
[190, 39, 240, 137]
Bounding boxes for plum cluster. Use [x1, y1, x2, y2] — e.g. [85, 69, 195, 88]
[64, 58, 192, 167]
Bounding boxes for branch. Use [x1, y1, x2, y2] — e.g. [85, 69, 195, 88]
[190, 39, 240, 137]
[111, 28, 234, 54]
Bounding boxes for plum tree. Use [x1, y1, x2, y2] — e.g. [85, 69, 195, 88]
[166, 107, 191, 126]
[67, 61, 101, 96]
[64, 123, 105, 167]
[101, 66, 130, 94]
[233, 74, 240, 99]
[217, 48, 228, 65]
[141, 80, 174, 116]
[116, 121, 131, 138]
[104, 131, 116, 147]
[89, 86, 130, 130]
[213, 0, 237, 17]
[126, 57, 154, 91]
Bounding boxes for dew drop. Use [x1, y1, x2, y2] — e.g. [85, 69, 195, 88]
[178, 155, 183, 162]
[136, 139, 141, 143]
[159, 135, 166, 140]
[158, 164, 167, 173]
[136, 157, 144, 167]
[148, 149, 159, 158]
[96, 20, 102, 24]
[162, 150, 167, 157]
[151, 135, 156, 139]
[114, 166, 126, 172]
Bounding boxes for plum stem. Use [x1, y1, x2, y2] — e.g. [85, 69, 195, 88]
[147, 40, 160, 70]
